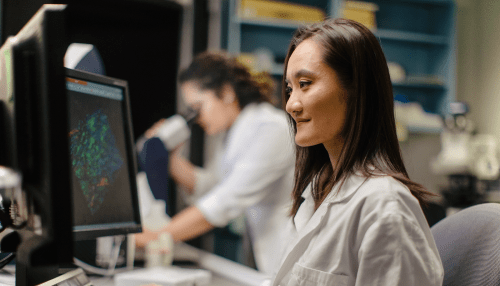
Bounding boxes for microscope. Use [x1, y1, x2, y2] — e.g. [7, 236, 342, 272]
[431, 102, 499, 210]
[136, 109, 198, 154]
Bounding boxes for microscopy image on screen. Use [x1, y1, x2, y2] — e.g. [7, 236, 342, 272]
[69, 109, 124, 215]
[67, 77, 135, 228]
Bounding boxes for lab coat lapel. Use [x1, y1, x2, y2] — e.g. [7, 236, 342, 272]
[272, 174, 369, 285]
[273, 201, 332, 285]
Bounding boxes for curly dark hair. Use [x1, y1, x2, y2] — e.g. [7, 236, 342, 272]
[179, 52, 273, 109]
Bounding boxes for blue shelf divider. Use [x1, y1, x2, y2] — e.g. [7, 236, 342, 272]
[375, 29, 448, 45]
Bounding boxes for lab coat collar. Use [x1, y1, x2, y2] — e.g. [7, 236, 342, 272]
[300, 172, 368, 204]
[226, 103, 260, 137]
[324, 172, 369, 204]
[223, 102, 266, 152]
[274, 173, 368, 285]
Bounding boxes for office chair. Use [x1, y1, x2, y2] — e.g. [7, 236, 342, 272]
[431, 203, 500, 286]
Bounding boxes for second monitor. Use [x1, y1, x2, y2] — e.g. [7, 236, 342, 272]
[66, 68, 142, 241]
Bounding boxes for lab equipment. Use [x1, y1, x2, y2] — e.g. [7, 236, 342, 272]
[0, 5, 144, 284]
[0, 6, 75, 285]
[431, 102, 499, 209]
[136, 109, 198, 154]
[134, 107, 197, 219]
[0, 166, 27, 232]
[431, 101, 499, 180]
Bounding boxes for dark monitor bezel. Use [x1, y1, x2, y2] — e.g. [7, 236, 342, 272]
[65, 68, 142, 241]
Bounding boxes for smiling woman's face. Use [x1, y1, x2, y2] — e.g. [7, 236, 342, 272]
[285, 38, 347, 150]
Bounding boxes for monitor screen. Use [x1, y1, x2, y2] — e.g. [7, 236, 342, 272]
[66, 68, 141, 240]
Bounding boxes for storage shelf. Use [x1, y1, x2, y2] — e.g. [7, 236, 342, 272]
[392, 81, 446, 90]
[408, 125, 442, 134]
[375, 29, 448, 45]
[224, 0, 455, 116]
[384, 0, 452, 5]
[235, 17, 315, 30]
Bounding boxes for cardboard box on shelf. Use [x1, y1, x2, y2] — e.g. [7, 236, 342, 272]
[239, 0, 325, 23]
[342, 1, 379, 30]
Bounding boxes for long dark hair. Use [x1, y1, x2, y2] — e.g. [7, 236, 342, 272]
[179, 52, 273, 109]
[283, 18, 434, 215]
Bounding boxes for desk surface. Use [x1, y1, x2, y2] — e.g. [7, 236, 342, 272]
[91, 272, 244, 286]
[0, 243, 267, 286]
[91, 242, 267, 286]
[0, 268, 252, 286]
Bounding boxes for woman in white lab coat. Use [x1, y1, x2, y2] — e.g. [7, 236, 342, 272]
[271, 18, 444, 285]
[136, 52, 295, 274]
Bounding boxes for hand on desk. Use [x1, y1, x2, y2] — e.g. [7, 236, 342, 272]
[135, 229, 174, 267]
[135, 228, 161, 249]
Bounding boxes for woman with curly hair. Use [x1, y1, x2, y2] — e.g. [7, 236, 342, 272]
[136, 52, 295, 274]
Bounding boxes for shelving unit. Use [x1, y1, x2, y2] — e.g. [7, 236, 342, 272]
[374, 0, 456, 118]
[375, 28, 448, 45]
[223, 0, 343, 74]
[222, 0, 456, 133]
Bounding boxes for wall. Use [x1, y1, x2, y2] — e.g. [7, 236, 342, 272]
[400, 134, 447, 199]
[456, 0, 500, 140]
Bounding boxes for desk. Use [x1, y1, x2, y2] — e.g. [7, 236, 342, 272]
[0, 243, 267, 286]
[91, 272, 244, 286]
[0, 268, 248, 286]
[95, 242, 267, 286]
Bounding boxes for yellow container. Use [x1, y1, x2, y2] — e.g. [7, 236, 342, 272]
[343, 1, 379, 30]
[239, 0, 325, 23]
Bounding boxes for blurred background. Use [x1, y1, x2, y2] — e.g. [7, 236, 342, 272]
[1, 0, 499, 270]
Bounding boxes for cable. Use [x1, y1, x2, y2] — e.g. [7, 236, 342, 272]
[107, 235, 124, 273]
[74, 257, 130, 277]
[73, 235, 127, 276]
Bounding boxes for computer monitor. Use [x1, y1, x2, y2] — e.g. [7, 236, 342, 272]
[0, 5, 142, 285]
[66, 68, 141, 241]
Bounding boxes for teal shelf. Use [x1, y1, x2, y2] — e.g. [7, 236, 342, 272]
[408, 125, 442, 134]
[389, 0, 452, 5]
[236, 17, 310, 30]
[375, 29, 448, 45]
[392, 81, 446, 90]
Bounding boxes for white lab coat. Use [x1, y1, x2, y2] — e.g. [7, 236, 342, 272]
[271, 173, 444, 286]
[194, 102, 295, 275]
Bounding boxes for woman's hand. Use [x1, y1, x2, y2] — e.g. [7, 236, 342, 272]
[135, 227, 160, 249]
